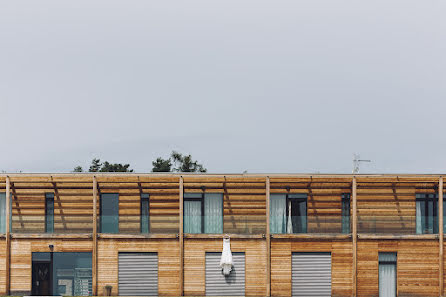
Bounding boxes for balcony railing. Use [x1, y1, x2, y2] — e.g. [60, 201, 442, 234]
[182, 215, 266, 235]
[270, 215, 351, 234]
[358, 215, 438, 235]
[11, 215, 93, 234]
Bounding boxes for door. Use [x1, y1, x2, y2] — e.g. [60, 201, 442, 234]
[292, 252, 331, 296]
[32, 262, 51, 296]
[205, 252, 245, 296]
[118, 252, 158, 296]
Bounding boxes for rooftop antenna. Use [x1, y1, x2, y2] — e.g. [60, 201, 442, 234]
[353, 153, 371, 174]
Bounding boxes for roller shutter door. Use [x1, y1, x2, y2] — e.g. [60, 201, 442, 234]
[292, 252, 331, 296]
[118, 252, 158, 296]
[205, 252, 245, 296]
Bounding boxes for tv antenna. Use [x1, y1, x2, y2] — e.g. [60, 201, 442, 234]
[353, 154, 371, 174]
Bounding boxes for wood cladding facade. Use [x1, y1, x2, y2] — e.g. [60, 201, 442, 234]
[0, 174, 446, 296]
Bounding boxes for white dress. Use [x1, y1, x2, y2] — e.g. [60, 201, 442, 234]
[220, 237, 233, 275]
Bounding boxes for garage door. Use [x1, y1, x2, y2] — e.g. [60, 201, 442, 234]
[118, 252, 158, 296]
[205, 252, 245, 296]
[292, 252, 331, 296]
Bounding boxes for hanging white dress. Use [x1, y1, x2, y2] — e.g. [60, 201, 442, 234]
[220, 237, 233, 275]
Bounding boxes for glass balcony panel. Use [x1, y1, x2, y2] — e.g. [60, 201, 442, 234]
[358, 215, 437, 234]
[100, 215, 179, 234]
[11, 214, 94, 234]
[180, 215, 266, 235]
[270, 215, 351, 234]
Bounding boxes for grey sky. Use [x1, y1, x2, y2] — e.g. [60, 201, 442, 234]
[1, 1, 445, 173]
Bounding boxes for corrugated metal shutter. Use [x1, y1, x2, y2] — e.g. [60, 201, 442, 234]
[205, 252, 245, 296]
[292, 252, 331, 296]
[118, 252, 158, 296]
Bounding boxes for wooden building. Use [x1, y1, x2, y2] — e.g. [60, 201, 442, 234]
[0, 173, 445, 296]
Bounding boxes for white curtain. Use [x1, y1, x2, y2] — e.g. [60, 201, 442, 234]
[184, 200, 201, 233]
[204, 193, 223, 234]
[270, 194, 286, 234]
[379, 253, 397, 297]
[416, 200, 423, 234]
[286, 200, 293, 234]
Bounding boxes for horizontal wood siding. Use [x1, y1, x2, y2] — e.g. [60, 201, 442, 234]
[270, 239, 353, 297]
[183, 177, 266, 234]
[184, 238, 266, 297]
[0, 238, 5, 295]
[97, 238, 180, 296]
[10, 180, 93, 233]
[270, 177, 352, 233]
[357, 239, 439, 296]
[97, 177, 180, 234]
[9, 238, 92, 295]
[357, 182, 436, 234]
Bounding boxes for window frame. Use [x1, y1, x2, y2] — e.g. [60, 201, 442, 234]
[184, 193, 205, 233]
[99, 193, 119, 234]
[140, 193, 150, 234]
[378, 252, 397, 297]
[341, 193, 351, 234]
[183, 192, 224, 234]
[416, 193, 438, 234]
[45, 193, 54, 233]
[285, 194, 307, 234]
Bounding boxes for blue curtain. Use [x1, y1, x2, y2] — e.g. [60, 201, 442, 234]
[204, 193, 223, 234]
[379, 253, 397, 297]
[184, 200, 201, 233]
[270, 194, 286, 234]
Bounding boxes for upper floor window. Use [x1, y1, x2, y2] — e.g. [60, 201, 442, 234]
[141, 193, 150, 234]
[184, 193, 223, 234]
[45, 193, 54, 233]
[270, 194, 307, 234]
[100, 193, 119, 233]
[416, 193, 438, 234]
[0, 193, 7, 233]
[341, 193, 351, 234]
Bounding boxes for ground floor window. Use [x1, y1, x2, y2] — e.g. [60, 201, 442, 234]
[32, 252, 92, 296]
[379, 252, 397, 297]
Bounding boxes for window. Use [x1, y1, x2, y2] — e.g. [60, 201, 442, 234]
[183, 193, 223, 234]
[141, 194, 150, 234]
[45, 193, 54, 233]
[100, 193, 119, 233]
[379, 252, 397, 297]
[270, 194, 307, 234]
[0, 193, 12, 233]
[341, 193, 351, 234]
[416, 193, 438, 234]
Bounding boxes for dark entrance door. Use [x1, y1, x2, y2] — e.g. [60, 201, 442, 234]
[32, 262, 51, 295]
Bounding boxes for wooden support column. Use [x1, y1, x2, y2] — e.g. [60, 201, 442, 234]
[352, 176, 357, 297]
[440, 176, 444, 296]
[5, 176, 10, 295]
[179, 176, 184, 296]
[266, 176, 271, 296]
[92, 176, 98, 296]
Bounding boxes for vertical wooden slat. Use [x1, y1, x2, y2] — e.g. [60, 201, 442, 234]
[5, 176, 10, 295]
[266, 176, 271, 296]
[179, 175, 184, 296]
[440, 176, 444, 296]
[92, 176, 98, 296]
[352, 176, 357, 297]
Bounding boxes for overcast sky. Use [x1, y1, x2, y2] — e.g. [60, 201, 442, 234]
[0, 1, 445, 174]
